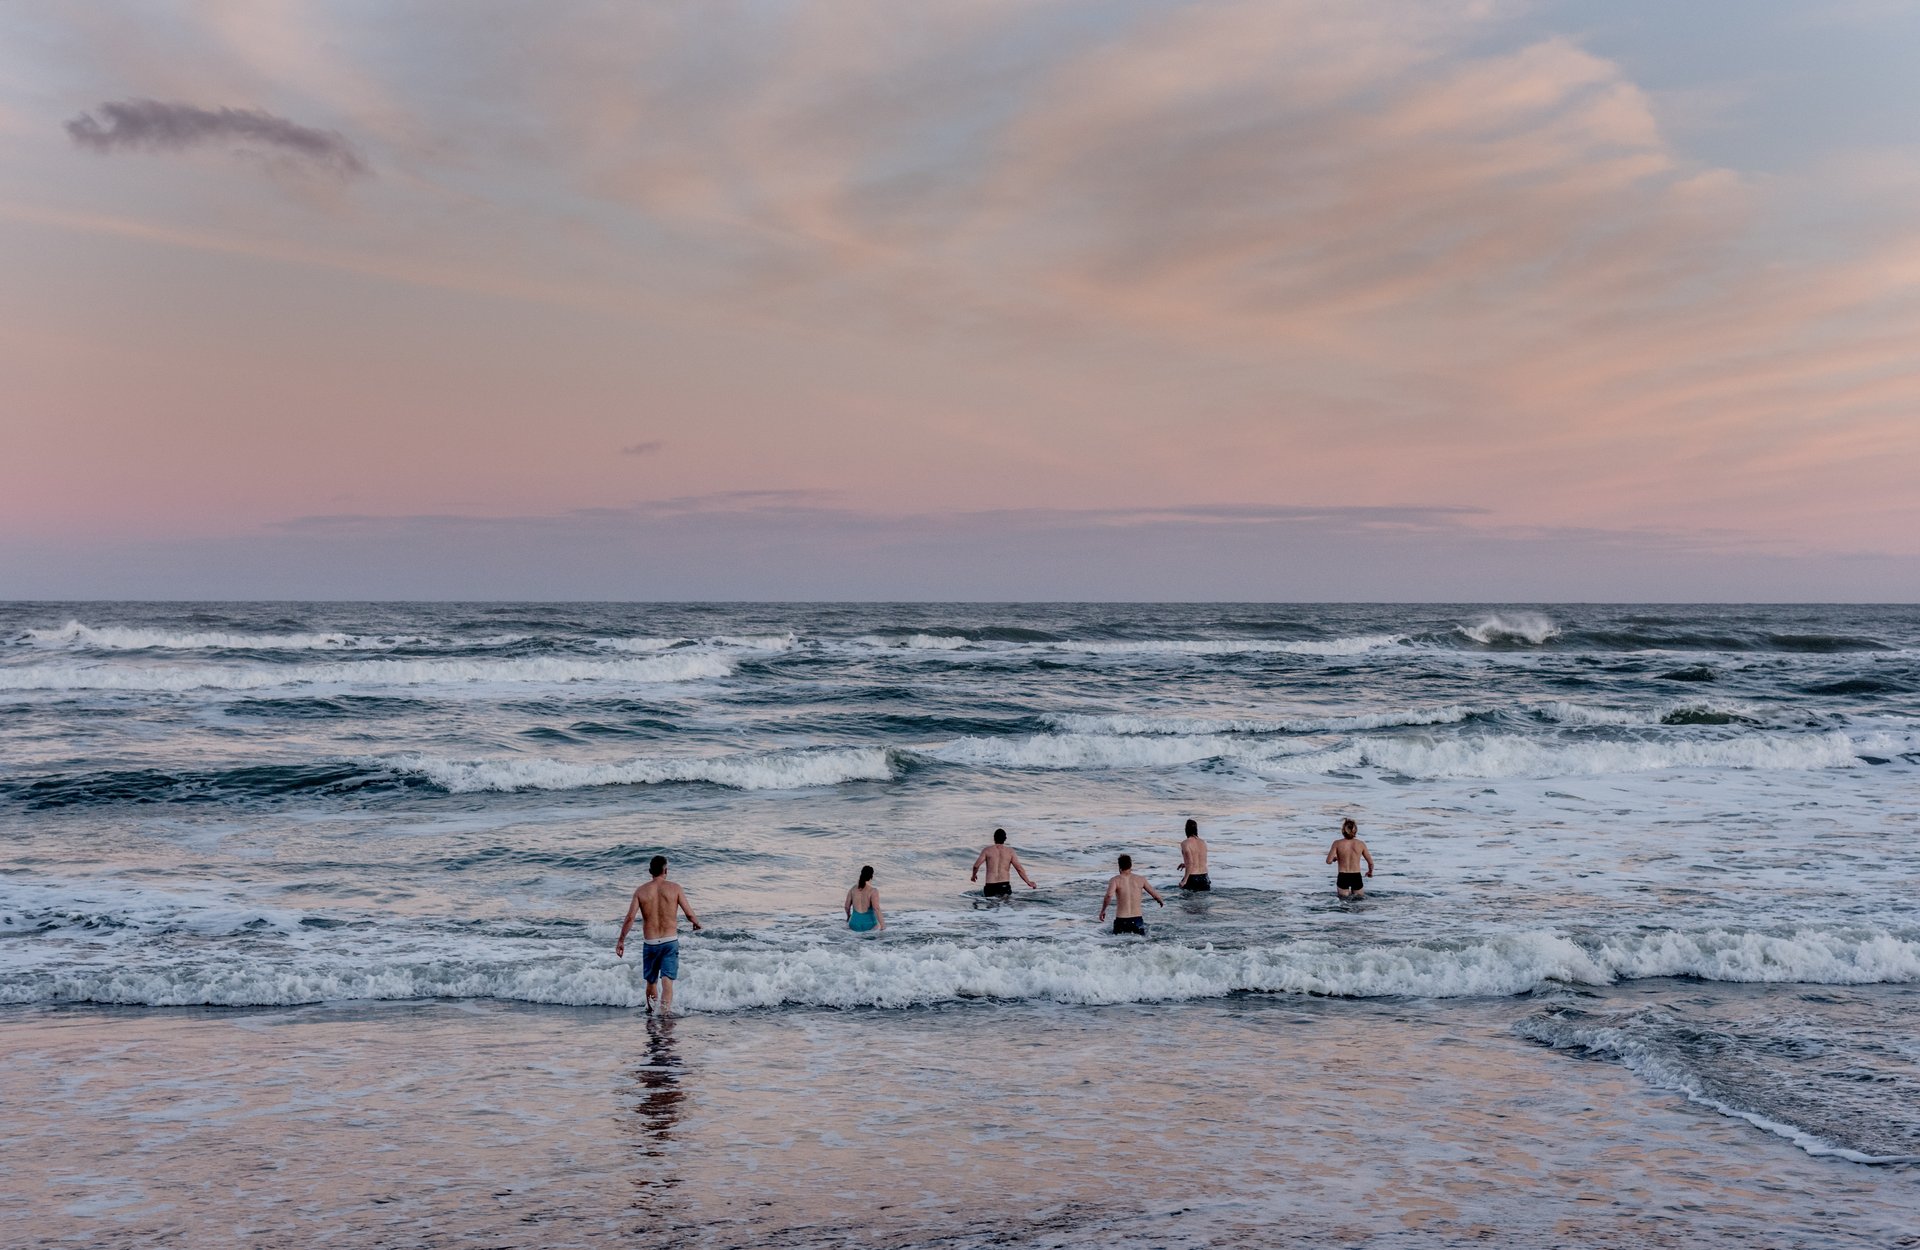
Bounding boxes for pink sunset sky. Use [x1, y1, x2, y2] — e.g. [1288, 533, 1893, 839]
[2, 0, 1918, 599]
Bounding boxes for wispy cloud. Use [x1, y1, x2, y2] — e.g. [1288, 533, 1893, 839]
[66, 98, 368, 178]
[621, 440, 666, 456]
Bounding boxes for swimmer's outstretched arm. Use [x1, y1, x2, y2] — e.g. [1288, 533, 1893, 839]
[1096, 879, 1117, 922]
[1324, 842, 1339, 865]
[1011, 850, 1037, 888]
[1362, 845, 1374, 877]
[678, 889, 703, 932]
[970, 847, 988, 882]
[1144, 881, 1166, 907]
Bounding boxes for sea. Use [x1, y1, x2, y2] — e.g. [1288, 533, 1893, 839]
[2, 602, 1916, 1248]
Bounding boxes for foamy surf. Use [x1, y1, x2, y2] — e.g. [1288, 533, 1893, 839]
[0, 652, 736, 692]
[382, 745, 895, 793]
[8, 925, 1916, 1011]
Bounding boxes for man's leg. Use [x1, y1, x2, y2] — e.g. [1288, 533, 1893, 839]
[659, 976, 674, 1013]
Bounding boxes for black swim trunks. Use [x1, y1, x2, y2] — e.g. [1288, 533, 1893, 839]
[1183, 873, 1211, 891]
[1112, 916, 1147, 936]
[1337, 872, 1365, 891]
[982, 881, 1013, 898]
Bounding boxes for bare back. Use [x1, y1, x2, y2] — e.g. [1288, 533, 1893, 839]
[635, 878, 686, 941]
[1181, 838, 1209, 875]
[1329, 838, 1369, 872]
[977, 844, 1018, 883]
[1107, 871, 1148, 918]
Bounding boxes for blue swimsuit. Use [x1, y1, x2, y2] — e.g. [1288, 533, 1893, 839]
[849, 906, 878, 932]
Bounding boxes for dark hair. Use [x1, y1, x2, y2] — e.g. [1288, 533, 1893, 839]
[1185, 819, 1198, 837]
[1341, 819, 1358, 837]
[857, 865, 874, 887]
[993, 828, 1007, 844]
[649, 854, 668, 877]
[1118, 853, 1132, 870]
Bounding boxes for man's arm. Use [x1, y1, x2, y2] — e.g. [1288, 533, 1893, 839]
[970, 847, 987, 881]
[615, 890, 641, 957]
[1362, 845, 1374, 877]
[1097, 878, 1117, 921]
[1325, 842, 1338, 865]
[677, 887, 703, 931]
[1011, 850, 1037, 888]
[1145, 881, 1165, 907]
[1178, 845, 1190, 883]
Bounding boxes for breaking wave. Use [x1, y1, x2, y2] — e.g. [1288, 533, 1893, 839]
[1254, 730, 1903, 779]
[1459, 612, 1560, 646]
[7, 924, 1915, 1011]
[1043, 707, 1478, 735]
[383, 745, 895, 793]
[0, 652, 735, 692]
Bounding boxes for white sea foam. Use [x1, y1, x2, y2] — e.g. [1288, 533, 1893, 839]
[852, 633, 1408, 657]
[0, 652, 735, 692]
[1063, 634, 1409, 656]
[1043, 707, 1478, 736]
[1460, 613, 1560, 645]
[924, 733, 1320, 771]
[1253, 730, 1900, 780]
[8, 925, 1915, 1011]
[1534, 699, 1762, 727]
[383, 745, 895, 793]
[1518, 1002, 1920, 1164]
[15, 621, 467, 652]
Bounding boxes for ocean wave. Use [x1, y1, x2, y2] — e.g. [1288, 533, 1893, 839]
[8, 925, 1915, 1011]
[0, 652, 735, 692]
[14, 620, 531, 652]
[592, 633, 796, 653]
[4, 762, 406, 810]
[1518, 999, 1920, 1165]
[924, 732, 1320, 771]
[1253, 730, 1907, 780]
[383, 745, 895, 793]
[1042, 707, 1479, 736]
[1459, 612, 1560, 646]
[856, 633, 1410, 657]
[1533, 699, 1762, 727]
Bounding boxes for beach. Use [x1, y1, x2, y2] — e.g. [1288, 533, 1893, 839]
[3, 602, 1917, 1247]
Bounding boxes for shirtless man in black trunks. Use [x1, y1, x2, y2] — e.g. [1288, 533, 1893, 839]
[1325, 819, 1374, 899]
[1098, 854, 1164, 935]
[971, 828, 1037, 898]
[1178, 818, 1211, 891]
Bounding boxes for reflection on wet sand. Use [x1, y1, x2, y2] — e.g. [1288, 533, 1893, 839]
[3, 994, 1915, 1249]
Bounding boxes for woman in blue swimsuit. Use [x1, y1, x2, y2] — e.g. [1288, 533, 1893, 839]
[845, 865, 885, 933]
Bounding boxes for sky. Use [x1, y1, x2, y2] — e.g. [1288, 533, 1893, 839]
[2, 0, 1918, 601]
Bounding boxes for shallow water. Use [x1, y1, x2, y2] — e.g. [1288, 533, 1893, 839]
[2, 602, 1917, 1243]
[3, 989, 1914, 1248]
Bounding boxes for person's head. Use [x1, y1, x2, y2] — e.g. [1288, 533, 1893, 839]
[1185, 818, 1198, 838]
[649, 854, 668, 877]
[993, 828, 1007, 844]
[1341, 819, 1358, 839]
[857, 865, 874, 887]
[1118, 853, 1132, 871]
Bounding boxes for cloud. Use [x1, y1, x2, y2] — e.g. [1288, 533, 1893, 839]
[65, 98, 368, 178]
[621, 440, 665, 456]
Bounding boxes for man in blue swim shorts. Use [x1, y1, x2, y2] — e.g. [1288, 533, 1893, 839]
[617, 854, 703, 1014]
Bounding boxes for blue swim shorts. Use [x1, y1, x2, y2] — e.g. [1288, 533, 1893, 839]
[641, 939, 680, 984]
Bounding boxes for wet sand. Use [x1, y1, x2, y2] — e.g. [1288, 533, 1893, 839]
[4, 993, 1912, 1248]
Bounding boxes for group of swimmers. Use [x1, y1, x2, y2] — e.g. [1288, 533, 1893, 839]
[615, 819, 1376, 1014]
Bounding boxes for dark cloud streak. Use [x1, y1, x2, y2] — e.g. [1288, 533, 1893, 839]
[65, 99, 368, 178]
